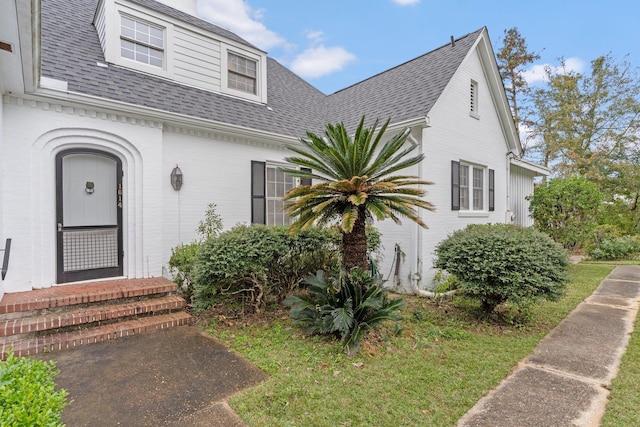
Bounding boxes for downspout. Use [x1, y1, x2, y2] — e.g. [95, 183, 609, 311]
[408, 130, 422, 293]
[506, 151, 515, 224]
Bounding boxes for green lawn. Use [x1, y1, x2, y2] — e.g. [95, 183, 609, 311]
[600, 263, 640, 426]
[204, 264, 614, 426]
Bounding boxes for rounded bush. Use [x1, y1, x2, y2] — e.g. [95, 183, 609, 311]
[434, 224, 569, 313]
[0, 353, 69, 427]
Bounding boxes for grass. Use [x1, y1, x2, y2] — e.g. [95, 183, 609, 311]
[202, 263, 614, 426]
[600, 265, 640, 426]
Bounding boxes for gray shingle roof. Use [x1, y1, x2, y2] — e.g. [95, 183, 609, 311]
[128, 0, 261, 51]
[40, 0, 483, 138]
[326, 29, 483, 131]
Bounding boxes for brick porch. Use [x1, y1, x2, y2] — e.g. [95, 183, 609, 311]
[0, 277, 192, 359]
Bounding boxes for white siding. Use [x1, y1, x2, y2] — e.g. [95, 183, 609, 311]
[94, 0, 107, 54]
[0, 94, 4, 299]
[510, 164, 536, 226]
[173, 27, 221, 92]
[1, 97, 164, 291]
[161, 130, 290, 266]
[0, 95, 293, 293]
[411, 47, 511, 289]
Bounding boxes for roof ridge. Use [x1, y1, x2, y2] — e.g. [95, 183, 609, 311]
[329, 27, 485, 96]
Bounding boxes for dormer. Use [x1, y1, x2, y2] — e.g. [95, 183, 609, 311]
[93, 0, 268, 104]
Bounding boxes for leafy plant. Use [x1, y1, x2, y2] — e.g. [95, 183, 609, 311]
[168, 242, 199, 303]
[434, 224, 569, 314]
[281, 116, 434, 271]
[0, 352, 69, 427]
[193, 225, 343, 313]
[528, 176, 603, 250]
[196, 202, 223, 242]
[285, 269, 403, 356]
[588, 236, 640, 260]
[169, 203, 223, 303]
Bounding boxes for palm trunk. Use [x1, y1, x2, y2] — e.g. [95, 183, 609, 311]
[342, 208, 368, 271]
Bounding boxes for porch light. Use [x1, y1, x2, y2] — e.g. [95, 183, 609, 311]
[170, 165, 183, 191]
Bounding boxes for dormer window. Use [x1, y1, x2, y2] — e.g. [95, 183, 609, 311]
[228, 52, 257, 94]
[120, 15, 164, 68]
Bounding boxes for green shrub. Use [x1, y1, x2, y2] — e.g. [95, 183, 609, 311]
[168, 203, 223, 303]
[0, 353, 69, 427]
[168, 242, 200, 303]
[528, 176, 603, 250]
[285, 269, 403, 356]
[192, 225, 344, 313]
[434, 224, 569, 314]
[589, 236, 640, 260]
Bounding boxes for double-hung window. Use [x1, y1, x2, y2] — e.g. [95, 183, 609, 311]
[452, 161, 494, 212]
[251, 162, 311, 226]
[228, 52, 257, 94]
[120, 15, 164, 68]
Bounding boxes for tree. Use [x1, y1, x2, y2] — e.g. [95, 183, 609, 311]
[528, 176, 603, 250]
[496, 27, 540, 154]
[281, 116, 434, 271]
[530, 55, 640, 189]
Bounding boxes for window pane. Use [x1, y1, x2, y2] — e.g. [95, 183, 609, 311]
[120, 16, 164, 68]
[460, 188, 469, 210]
[473, 168, 484, 210]
[228, 52, 257, 94]
[121, 16, 135, 30]
[459, 165, 469, 210]
[121, 26, 135, 39]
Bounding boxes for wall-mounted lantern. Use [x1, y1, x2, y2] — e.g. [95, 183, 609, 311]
[170, 165, 183, 191]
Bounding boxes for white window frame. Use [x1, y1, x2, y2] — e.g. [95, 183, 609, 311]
[221, 44, 267, 103]
[105, 6, 174, 77]
[120, 14, 164, 68]
[459, 163, 486, 213]
[227, 52, 257, 95]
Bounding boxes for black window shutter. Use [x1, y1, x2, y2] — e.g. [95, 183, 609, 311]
[251, 161, 266, 224]
[489, 168, 495, 212]
[451, 160, 460, 211]
[300, 167, 312, 186]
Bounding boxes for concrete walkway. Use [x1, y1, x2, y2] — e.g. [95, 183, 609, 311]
[37, 326, 267, 427]
[458, 265, 640, 427]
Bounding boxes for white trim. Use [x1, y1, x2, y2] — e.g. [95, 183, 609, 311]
[458, 212, 490, 218]
[220, 43, 267, 103]
[510, 157, 550, 176]
[458, 161, 489, 213]
[110, 6, 175, 78]
[13, 86, 296, 145]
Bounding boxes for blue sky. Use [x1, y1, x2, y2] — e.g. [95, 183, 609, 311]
[196, 0, 640, 94]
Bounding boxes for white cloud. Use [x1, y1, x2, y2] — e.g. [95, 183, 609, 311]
[197, 0, 286, 50]
[523, 57, 586, 84]
[392, 0, 421, 5]
[291, 46, 356, 79]
[197, 1, 355, 79]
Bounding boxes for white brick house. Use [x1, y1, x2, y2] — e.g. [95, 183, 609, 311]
[0, 0, 547, 298]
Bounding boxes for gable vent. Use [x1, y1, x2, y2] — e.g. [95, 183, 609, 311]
[0, 41, 13, 53]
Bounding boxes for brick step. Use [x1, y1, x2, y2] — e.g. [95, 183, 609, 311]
[0, 277, 178, 318]
[0, 295, 186, 338]
[1, 311, 193, 359]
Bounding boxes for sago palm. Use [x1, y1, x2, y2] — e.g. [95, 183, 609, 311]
[281, 116, 435, 271]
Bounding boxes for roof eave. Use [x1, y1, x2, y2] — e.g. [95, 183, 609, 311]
[510, 157, 550, 176]
[32, 86, 299, 146]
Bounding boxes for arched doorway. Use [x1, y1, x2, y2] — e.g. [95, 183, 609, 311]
[55, 149, 124, 283]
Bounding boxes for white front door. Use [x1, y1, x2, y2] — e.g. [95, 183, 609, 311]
[56, 149, 123, 283]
